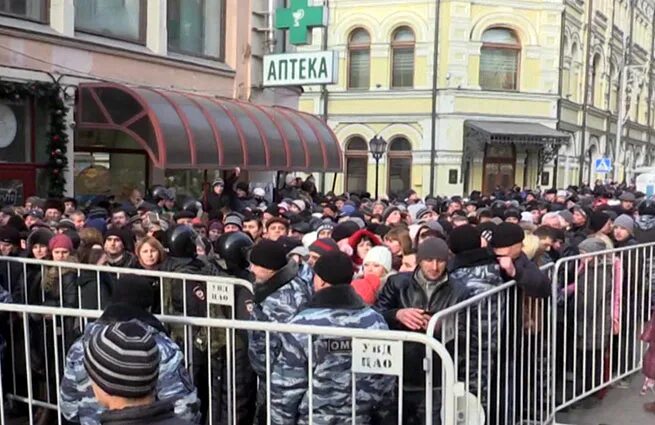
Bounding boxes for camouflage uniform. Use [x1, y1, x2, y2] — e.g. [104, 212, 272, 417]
[269, 285, 394, 425]
[60, 319, 199, 425]
[248, 261, 312, 421]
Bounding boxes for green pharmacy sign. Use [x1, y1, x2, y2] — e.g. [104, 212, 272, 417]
[275, 0, 327, 46]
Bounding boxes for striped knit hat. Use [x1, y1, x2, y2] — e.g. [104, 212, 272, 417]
[83, 321, 159, 398]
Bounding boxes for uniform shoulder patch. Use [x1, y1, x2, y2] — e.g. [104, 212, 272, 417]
[192, 285, 205, 301]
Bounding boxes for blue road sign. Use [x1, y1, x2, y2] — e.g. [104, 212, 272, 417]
[594, 157, 612, 174]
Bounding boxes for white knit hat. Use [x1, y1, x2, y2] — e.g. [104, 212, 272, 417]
[363, 246, 393, 273]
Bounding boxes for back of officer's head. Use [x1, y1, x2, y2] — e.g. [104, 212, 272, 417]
[313, 251, 354, 292]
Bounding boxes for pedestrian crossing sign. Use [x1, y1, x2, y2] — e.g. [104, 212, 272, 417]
[594, 157, 612, 174]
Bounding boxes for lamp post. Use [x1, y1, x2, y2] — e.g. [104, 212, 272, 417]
[369, 135, 387, 200]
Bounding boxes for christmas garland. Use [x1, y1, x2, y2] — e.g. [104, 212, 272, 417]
[0, 80, 69, 197]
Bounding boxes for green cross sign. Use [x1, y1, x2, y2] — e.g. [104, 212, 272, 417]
[275, 0, 326, 46]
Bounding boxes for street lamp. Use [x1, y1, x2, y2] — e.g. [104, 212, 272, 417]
[369, 135, 387, 200]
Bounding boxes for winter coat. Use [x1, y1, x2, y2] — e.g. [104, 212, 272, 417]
[106, 251, 138, 269]
[270, 285, 393, 425]
[75, 270, 113, 310]
[248, 261, 312, 411]
[0, 253, 25, 303]
[447, 248, 504, 406]
[60, 310, 198, 425]
[635, 215, 655, 243]
[351, 274, 381, 305]
[574, 259, 614, 351]
[641, 316, 655, 379]
[99, 401, 191, 425]
[375, 269, 464, 387]
[505, 253, 551, 298]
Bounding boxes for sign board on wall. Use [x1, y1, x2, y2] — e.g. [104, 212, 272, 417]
[352, 338, 403, 376]
[263, 51, 338, 87]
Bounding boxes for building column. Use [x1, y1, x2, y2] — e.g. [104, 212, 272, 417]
[50, 0, 74, 36]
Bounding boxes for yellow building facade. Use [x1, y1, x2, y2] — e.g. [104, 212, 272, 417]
[298, 0, 655, 197]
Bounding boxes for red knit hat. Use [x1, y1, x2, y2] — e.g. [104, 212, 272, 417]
[48, 234, 73, 252]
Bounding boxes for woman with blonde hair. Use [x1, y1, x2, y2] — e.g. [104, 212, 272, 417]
[135, 236, 167, 312]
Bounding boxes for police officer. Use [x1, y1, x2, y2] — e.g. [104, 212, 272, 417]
[270, 250, 393, 424]
[247, 239, 312, 424]
[59, 275, 198, 425]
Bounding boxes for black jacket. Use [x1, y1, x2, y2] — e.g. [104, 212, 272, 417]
[505, 253, 551, 298]
[375, 269, 463, 387]
[76, 270, 113, 310]
[100, 400, 190, 425]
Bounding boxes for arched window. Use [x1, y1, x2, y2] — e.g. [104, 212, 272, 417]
[570, 42, 579, 101]
[391, 26, 415, 88]
[609, 63, 618, 113]
[348, 28, 371, 89]
[479, 27, 520, 91]
[345, 137, 368, 192]
[388, 138, 412, 194]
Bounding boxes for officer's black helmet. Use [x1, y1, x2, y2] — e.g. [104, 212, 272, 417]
[216, 231, 253, 272]
[182, 199, 203, 216]
[167, 225, 199, 258]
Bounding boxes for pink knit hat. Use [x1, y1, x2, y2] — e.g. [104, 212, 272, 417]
[48, 234, 73, 252]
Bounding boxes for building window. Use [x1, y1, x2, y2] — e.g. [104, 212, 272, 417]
[74, 0, 146, 43]
[0, 0, 48, 22]
[388, 138, 412, 194]
[590, 54, 601, 106]
[391, 26, 415, 88]
[479, 27, 520, 91]
[168, 0, 225, 59]
[345, 137, 368, 193]
[348, 28, 371, 89]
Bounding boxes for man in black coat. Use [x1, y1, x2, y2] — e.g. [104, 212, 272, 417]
[491, 223, 551, 298]
[205, 168, 240, 219]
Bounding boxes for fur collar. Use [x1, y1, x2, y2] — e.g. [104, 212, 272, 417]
[305, 285, 366, 310]
[448, 248, 496, 272]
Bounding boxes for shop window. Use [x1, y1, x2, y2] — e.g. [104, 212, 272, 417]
[75, 0, 146, 43]
[345, 137, 368, 193]
[168, 0, 225, 60]
[0, 0, 48, 22]
[480, 27, 520, 91]
[348, 28, 371, 89]
[391, 26, 415, 88]
[449, 169, 458, 184]
[74, 151, 147, 202]
[590, 54, 601, 106]
[388, 137, 412, 194]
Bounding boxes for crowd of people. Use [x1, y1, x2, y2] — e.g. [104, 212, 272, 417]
[0, 169, 654, 424]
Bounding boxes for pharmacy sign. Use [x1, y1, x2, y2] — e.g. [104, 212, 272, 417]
[275, 0, 327, 46]
[264, 51, 337, 86]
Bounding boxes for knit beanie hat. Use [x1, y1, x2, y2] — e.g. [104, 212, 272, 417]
[85, 218, 107, 235]
[309, 238, 339, 256]
[332, 221, 359, 242]
[112, 275, 155, 311]
[249, 239, 288, 271]
[224, 214, 243, 230]
[448, 225, 481, 254]
[363, 246, 393, 272]
[614, 214, 634, 234]
[28, 228, 54, 247]
[416, 237, 449, 262]
[104, 227, 134, 251]
[578, 237, 607, 254]
[209, 221, 224, 232]
[589, 211, 611, 233]
[83, 321, 159, 398]
[491, 223, 524, 248]
[0, 226, 20, 246]
[48, 234, 74, 252]
[314, 251, 354, 285]
[382, 206, 400, 223]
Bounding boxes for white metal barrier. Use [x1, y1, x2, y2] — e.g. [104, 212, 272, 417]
[550, 242, 655, 415]
[0, 303, 458, 425]
[425, 264, 554, 425]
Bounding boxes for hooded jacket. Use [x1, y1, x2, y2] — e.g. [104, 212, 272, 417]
[347, 229, 382, 267]
[635, 215, 655, 243]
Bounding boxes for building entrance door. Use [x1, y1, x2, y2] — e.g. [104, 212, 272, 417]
[483, 144, 515, 194]
[0, 165, 36, 206]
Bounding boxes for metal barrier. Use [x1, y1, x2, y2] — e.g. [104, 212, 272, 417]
[0, 303, 457, 425]
[550, 242, 655, 415]
[425, 264, 554, 425]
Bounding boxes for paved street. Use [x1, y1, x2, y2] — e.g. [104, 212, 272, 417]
[557, 374, 654, 425]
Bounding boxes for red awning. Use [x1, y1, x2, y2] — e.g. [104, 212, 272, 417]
[76, 83, 343, 171]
